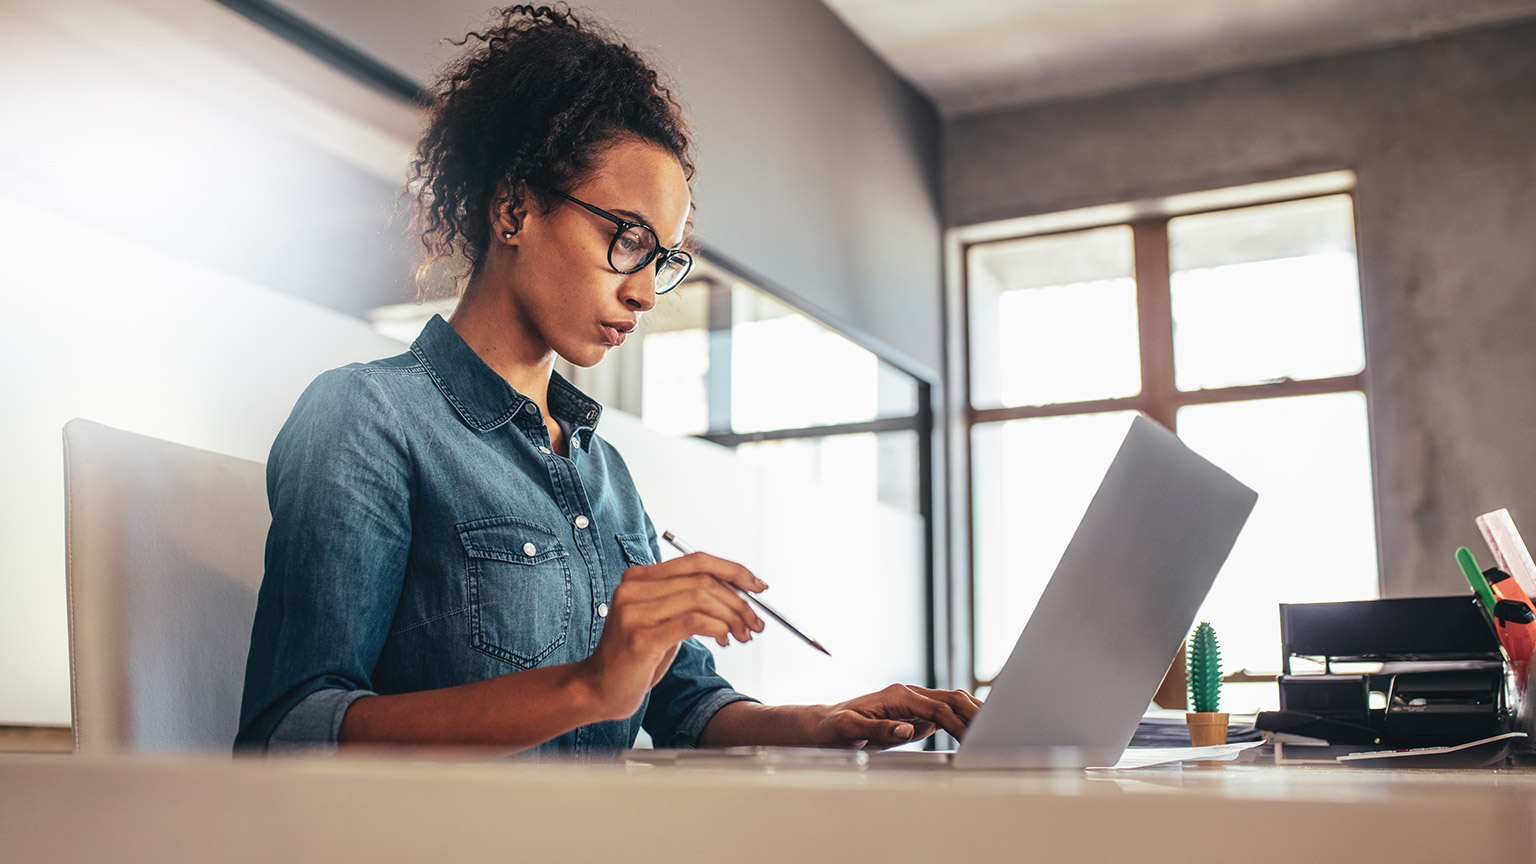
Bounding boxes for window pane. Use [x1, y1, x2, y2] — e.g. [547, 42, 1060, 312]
[971, 411, 1137, 680]
[731, 287, 918, 433]
[574, 262, 923, 439]
[876, 359, 921, 419]
[636, 284, 711, 435]
[1178, 392, 1378, 712]
[736, 430, 919, 514]
[1170, 195, 1365, 390]
[967, 226, 1140, 409]
[640, 328, 709, 436]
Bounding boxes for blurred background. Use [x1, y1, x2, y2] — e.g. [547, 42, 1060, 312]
[3, 0, 1535, 729]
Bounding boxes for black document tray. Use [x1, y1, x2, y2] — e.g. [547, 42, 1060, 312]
[1280, 596, 1501, 671]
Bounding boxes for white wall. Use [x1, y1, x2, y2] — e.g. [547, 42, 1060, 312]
[0, 196, 410, 724]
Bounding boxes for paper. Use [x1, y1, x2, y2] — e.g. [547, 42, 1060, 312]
[1477, 509, 1536, 598]
[1087, 741, 1264, 770]
[1335, 732, 1526, 766]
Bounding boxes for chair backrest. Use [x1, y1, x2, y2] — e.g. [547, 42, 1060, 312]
[63, 419, 269, 754]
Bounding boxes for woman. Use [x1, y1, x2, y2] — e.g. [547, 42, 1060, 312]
[237, 4, 977, 756]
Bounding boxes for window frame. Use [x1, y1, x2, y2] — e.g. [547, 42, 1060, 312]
[956, 190, 1374, 694]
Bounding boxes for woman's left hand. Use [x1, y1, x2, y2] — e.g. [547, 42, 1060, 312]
[808, 684, 982, 750]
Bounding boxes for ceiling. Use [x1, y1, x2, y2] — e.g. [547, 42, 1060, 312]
[265, 0, 1536, 117]
[818, 0, 1536, 115]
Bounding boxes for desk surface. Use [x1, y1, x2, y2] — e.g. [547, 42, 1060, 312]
[4, 752, 1535, 863]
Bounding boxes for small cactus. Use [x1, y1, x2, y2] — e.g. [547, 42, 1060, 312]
[1187, 621, 1222, 713]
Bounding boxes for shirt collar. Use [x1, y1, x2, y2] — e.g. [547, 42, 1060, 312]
[410, 314, 603, 434]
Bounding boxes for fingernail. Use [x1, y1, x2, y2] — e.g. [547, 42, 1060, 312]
[754, 617, 765, 631]
[756, 579, 769, 591]
[895, 723, 914, 740]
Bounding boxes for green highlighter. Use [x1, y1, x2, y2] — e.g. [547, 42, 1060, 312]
[1457, 546, 1498, 619]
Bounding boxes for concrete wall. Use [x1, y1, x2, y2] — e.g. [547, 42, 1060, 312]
[946, 20, 1536, 596]
[273, 0, 946, 375]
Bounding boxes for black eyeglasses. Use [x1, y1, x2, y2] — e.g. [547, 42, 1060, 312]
[549, 190, 694, 294]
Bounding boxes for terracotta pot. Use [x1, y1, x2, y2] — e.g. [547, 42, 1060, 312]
[1185, 711, 1230, 747]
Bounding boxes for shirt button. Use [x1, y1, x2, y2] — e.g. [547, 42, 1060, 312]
[597, 603, 609, 618]
[572, 438, 580, 450]
[538, 446, 551, 455]
[524, 403, 538, 414]
[574, 515, 589, 529]
[522, 542, 537, 556]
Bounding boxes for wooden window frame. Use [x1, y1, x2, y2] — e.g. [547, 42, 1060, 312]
[962, 198, 1367, 699]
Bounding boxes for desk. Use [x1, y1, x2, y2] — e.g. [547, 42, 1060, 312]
[3, 753, 1534, 863]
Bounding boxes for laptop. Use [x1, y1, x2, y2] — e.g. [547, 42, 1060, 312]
[891, 413, 1257, 769]
[627, 414, 1256, 770]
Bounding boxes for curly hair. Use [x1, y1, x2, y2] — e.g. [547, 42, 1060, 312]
[405, 4, 694, 295]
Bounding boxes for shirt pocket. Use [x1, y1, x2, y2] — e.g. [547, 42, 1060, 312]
[615, 532, 655, 567]
[458, 516, 573, 670]
[609, 532, 654, 597]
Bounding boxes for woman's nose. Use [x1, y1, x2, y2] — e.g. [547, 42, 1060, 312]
[620, 269, 657, 312]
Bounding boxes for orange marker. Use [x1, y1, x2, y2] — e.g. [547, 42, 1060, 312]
[1485, 566, 1536, 691]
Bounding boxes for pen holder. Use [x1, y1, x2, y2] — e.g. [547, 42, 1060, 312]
[1186, 712, 1229, 767]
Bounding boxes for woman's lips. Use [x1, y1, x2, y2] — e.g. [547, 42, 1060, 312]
[600, 324, 628, 346]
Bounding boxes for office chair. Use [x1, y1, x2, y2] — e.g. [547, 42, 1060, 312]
[62, 419, 269, 754]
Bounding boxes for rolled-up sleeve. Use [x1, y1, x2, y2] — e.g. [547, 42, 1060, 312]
[265, 688, 375, 753]
[236, 368, 412, 752]
[642, 638, 757, 748]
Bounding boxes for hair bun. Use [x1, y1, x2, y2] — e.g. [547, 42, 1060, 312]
[405, 3, 693, 297]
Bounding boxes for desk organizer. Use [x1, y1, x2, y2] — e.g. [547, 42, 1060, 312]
[1267, 596, 1518, 763]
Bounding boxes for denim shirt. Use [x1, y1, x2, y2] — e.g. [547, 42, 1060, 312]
[236, 314, 753, 756]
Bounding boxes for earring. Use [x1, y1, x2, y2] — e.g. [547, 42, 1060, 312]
[502, 231, 514, 239]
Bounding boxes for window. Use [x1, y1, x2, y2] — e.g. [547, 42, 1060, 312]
[963, 188, 1375, 712]
[587, 256, 931, 518]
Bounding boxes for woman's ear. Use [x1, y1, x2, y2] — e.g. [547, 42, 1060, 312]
[491, 182, 529, 244]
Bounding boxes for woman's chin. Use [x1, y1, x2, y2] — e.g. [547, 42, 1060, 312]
[559, 344, 614, 369]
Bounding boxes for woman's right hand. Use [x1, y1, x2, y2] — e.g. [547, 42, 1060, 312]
[579, 551, 767, 719]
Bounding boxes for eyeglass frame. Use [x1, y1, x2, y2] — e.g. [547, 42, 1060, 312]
[547, 189, 694, 294]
